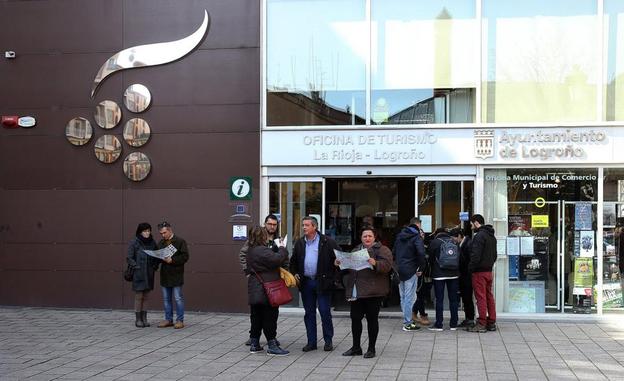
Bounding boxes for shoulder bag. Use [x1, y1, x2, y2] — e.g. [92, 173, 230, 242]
[254, 271, 293, 307]
[123, 264, 134, 282]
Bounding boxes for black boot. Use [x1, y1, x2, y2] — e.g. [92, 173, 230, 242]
[249, 338, 264, 354]
[141, 311, 150, 327]
[135, 312, 144, 328]
[266, 339, 289, 356]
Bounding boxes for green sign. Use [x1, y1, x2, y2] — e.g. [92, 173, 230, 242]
[573, 258, 593, 289]
[230, 177, 252, 200]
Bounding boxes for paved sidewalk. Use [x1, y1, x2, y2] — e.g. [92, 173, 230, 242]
[2, 307, 624, 380]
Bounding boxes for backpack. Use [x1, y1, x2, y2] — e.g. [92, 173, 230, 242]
[437, 237, 459, 270]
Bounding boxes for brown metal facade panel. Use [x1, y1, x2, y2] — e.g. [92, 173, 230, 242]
[121, 189, 259, 244]
[118, 48, 260, 106]
[0, 53, 125, 109]
[0, 0, 260, 312]
[0, 270, 124, 308]
[0, 243, 126, 271]
[123, 0, 260, 49]
[0, 0, 124, 54]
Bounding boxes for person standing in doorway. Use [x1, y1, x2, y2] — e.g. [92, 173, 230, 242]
[239, 214, 282, 347]
[156, 221, 190, 329]
[450, 227, 475, 327]
[393, 217, 426, 331]
[290, 216, 339, 352]
[126, 223, 158, 327]
[467, 214, 497, 333]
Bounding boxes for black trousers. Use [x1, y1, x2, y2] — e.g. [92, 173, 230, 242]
[459, 274, 475, 321]
[413, 279, 433, 315]
[250, 304, 279, 341]
[350, 297, 381, 351]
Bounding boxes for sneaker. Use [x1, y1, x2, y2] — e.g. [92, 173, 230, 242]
[418, 314, 430, 326]
[467, 323, 487, 333]
[157, 320, 173, 328]
[450, 326, 458, 331]
[402, 322, 421, 331]
[486, 323, 497, 332]
[428, 325, 443, 332]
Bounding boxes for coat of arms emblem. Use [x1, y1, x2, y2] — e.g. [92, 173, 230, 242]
[474, 129, 494, 159]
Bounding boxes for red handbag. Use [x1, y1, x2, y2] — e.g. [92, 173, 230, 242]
[254, 271, 293, 307]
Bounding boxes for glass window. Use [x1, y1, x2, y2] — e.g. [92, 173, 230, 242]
[371, 0, 477, 124]
[602, 169, 624, 311]
[267, 0, 366, 126]
[606, 1, 624, 121]
[482, 0, 599, 123]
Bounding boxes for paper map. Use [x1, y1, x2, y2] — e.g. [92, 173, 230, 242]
[143, 244, 177, 260]
[334, 248, 372, 271]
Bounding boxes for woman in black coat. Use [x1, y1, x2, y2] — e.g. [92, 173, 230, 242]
[247, 226, 290, 356]
[127, 222, 158, 327]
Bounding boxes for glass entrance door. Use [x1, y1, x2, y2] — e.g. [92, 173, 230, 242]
[416, 178, 474, 234]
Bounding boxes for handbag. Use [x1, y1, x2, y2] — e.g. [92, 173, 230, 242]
[389, 265, 401, 287]
[254, 271, 293, 307]
[123, 264, 134, 282]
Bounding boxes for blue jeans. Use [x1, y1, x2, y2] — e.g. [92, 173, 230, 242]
[301, 278, 333, 345]
[433, 278, 459, 328]
[162, 286, 184, 322]
[398, 274, 418, 325]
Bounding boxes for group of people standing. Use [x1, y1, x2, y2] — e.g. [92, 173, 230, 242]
[238, 212, 498, 358]
[395, 214, 498, 333]
[126, 221, 190, 329]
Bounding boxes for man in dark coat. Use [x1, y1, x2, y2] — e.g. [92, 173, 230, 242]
[290, 216, 339, 352]
[467, 214, 497, 333]
[156, 221, 190, 329]
[393, 217, 426, 331]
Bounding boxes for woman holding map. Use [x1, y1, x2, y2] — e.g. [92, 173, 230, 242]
[126, 222, 158, 328]
[336, 226, 393, 359]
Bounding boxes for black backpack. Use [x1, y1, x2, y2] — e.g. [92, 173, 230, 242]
[437, 237, 459, 270]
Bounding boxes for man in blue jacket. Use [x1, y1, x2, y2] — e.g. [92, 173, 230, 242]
[393, 217, 426, 331]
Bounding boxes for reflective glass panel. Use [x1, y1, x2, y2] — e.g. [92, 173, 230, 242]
[482, 0, 599, 122]
[123, 118, 151, 147]
[267, 0, 366, 125]
[94, 135, 122, 163]
[94, 100, 122, 129]
[602, 169, 624, 311]
[65, 117, 93, 146]
[605, 1, 624, 121]
[124, 84, 152, 113]
[123, 152, 151, 181]
[372, 0, 477, 124]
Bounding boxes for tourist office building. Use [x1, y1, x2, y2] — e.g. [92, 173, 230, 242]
[260, 0, 624, 316]
[3, 0, 624, 317]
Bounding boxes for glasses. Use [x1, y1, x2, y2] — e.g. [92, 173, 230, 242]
[157, 221, 171, 229]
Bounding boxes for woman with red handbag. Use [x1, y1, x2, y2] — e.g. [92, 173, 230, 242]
[247, 226, 290, 356]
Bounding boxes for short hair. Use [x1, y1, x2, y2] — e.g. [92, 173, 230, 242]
[360, 225, 377, 239]
[248, 226, 267, 247]
[470, 214, 485, 225]
[302, 216, 318, 228]
[409, 217, 421, 225]
[433, 227, 447, 236]
[449, 227, 463, 237]
[157, 221, 172, 230]
[265, 214, 278, 223]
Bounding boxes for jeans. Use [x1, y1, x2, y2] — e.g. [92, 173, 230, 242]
[162, 286, 184, 322]
[472, 271, 496, 326]
[301, 278, 333, 345]
[250, 304, 279, 341]
[433, 278, 459, 328]
[398, 274, 418, 325]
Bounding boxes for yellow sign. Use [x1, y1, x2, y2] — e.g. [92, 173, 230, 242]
[532, 215, 549, 228]
[534, 197, 546, 208]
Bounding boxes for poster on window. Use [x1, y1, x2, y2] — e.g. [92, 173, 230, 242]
[573, 257, 594, 295]
[574, 203, 593, 230]
[508, 215, 531, 236]
[579, 230, 595, 258]
[506, 236, 520, 256]
[509, 255, 519, 279]
[519, 254, 548, 281]
[604, 203, 616, 227]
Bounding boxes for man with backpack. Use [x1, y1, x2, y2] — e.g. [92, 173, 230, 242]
[427, 227, 460, 331]
[393, 217, 426, 331]
[467, 214, 498, 333]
